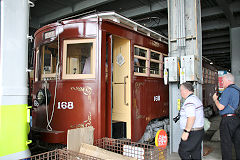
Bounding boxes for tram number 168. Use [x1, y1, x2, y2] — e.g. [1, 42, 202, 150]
[57, 102, 74, 109]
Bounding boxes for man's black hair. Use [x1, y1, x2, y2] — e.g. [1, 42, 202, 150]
[181, 82, 194, 92]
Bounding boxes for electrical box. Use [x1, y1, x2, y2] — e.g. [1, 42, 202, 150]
[180, 55, 199, 81]
[164, 57, 179, 82]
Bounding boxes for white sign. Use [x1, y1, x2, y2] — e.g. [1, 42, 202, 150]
[44, 30, 55, 39]
[154, 95, 160, 101]
[57, 102, 74, 109]
[116, 53, 125, 66]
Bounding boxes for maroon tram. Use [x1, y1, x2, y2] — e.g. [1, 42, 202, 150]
[202, 59, 219, 117]
[32, 12, 169, 145]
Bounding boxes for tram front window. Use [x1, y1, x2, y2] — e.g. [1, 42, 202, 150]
[63, 39, 96, 79]
[40, 42, 58, 79]
[66, 43, 93, 74]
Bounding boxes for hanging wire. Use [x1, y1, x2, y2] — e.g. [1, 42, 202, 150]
[46, 24, 61, 131]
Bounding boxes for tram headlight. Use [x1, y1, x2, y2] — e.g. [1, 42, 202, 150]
[36, 89, 51, 105]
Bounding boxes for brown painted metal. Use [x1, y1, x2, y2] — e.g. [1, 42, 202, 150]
[202, 60, 218, 113]
[33, 19, 105, 144]
[100, 20, 168, 141]
[131, 77, 169, 141]
[106, 34, 113, 138]
[32, 18, 169, 144]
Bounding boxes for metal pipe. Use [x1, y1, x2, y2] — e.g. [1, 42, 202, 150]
[177, 0, 180, 46]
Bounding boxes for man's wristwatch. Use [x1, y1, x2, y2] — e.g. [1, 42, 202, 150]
[184, 129, 190, 133]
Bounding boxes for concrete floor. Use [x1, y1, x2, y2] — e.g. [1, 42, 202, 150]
[167, 115, 225, 160]
[167, 141, 222, 160]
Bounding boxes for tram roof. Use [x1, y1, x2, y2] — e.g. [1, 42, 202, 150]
[82, 12, 168, 44]
[35, 11, 168, 44]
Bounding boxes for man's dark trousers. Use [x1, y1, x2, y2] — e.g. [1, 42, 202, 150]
[220, 116, 240, 160]
[178, 129, 204, 160]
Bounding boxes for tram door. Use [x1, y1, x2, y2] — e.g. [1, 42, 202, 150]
[112, 36, 131, 139]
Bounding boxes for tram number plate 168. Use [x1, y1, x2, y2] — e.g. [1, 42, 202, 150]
[57, 102, 74, 109]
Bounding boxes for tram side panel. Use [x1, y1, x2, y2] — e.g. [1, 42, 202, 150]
[132, 77, 169, 142]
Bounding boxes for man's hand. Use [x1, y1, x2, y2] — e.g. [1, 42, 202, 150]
[181, 132, 189, 141]
[213, 92, 225, 110]
[213, 93, 218, 102]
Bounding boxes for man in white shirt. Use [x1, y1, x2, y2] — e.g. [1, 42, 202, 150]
[178, 82, 204, 160]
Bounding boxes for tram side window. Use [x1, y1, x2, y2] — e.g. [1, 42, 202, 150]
[150, 50, 162, 77]
[63, 39, 96, 79]
[134, 46, 165, 78]
[40, 42, 58, 80]
[134, 46, 148, 76]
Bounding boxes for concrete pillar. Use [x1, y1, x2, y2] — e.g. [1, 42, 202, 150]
[230, 27, 240, 86]
[0, 0, 31, 159]
[168, 0, 202, 153]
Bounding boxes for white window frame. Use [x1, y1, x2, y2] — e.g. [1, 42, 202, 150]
[134, 45, 166, 78]
[150, 50, 162, 78]
[134, 45, 149, 77]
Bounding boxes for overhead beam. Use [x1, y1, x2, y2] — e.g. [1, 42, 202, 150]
[201, 1, 240, 17]
[202, 29, 229, 38]
[202, 18, 230, 31]
[213, 62, 230, 65]
[216, 0, 237, 27]
[211, 61, 231, 64]
[51, 0, 71, 6]
[120, 1, 167, 17]
[121, 0, 240, 19]
[144, 18, 229, 31]
[203, 36, 230, 45]
[203, 43, 230, 50]
[204, 54, 230, 58]
[35, 0, 240, 29]
[204, 52, 229, 55]
[205, 59, 230, 62]
[39, 0, 115, 24]
[208, 60, 230, 69]
[214, 63, 230, 66]
[129, 1, 240, 30]
[206, 56, 230, 60]
[212, 59, 230, 62]
[144, 17, 239, 32]
[208, 59, 231, 66]
[203, 48, 230, 55]
[206, 60, 230, 65]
